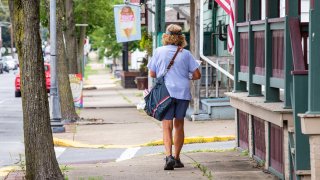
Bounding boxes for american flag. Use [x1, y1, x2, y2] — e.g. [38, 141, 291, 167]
[215, 0, 235, 54]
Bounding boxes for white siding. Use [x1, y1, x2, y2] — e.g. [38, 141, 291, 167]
[280, 0, 286, 17]
[261, 0, 266, 19]
[301, 0, 310, 22]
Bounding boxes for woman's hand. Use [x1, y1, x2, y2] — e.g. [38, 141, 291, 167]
[149, 70, 156, 78]
[191, 69, 201, 80]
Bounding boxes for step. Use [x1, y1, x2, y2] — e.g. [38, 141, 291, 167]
[185, 108, 212, 121]
[296, 170, 311, 176]
[201, 97, 235, 120]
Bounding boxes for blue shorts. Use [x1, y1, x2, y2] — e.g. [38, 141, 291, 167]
[163, 98, 190, 120]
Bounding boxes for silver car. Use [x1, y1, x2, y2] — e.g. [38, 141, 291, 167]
[3, 56, 18, 71]
[0, 59, 3, 74]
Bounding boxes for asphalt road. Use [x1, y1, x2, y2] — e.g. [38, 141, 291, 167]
[0, 70, 24, 167]
[0, 71, 235, 168]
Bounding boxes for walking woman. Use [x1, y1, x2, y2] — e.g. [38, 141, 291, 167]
[147, 24, 201, 170]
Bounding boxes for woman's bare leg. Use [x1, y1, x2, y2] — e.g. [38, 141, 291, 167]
[162, 120, 173, 156]
[174, 119, 184, 159]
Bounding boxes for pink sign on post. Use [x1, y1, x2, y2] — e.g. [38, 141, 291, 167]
[114, 4, 141, 43]
[69, 74, 83, 108]
[129, 0, 140, 4]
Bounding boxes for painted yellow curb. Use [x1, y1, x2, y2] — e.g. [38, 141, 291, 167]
[142, 136, 236, 146]
[0, 166, 19, 177]
[53, 136, 235, 149]
[53, 138, 138, 149]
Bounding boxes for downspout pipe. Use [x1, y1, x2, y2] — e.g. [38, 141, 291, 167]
[199, 0, 234, 81]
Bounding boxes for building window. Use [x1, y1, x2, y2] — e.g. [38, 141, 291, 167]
[279, 0, 286, 17]
[301, 0, 310, 22]
[261, 0, 266, 19]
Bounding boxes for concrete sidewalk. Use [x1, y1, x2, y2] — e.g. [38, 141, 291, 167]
[62, 151, 276, 180]
[1, 62, 276, 179]
[3, 151, 277, 180]
[53, 66, 236, 148]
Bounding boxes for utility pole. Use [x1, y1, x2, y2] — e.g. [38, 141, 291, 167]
[50, 0, 65, 133]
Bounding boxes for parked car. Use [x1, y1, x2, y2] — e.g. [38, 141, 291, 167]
[3, 56, 18, 71]
[15, 63, 51, 97]
[0, 60, 3, 74]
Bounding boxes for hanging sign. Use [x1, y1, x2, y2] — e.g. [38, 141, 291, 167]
[69, 74, 83, 108]
[114, 4, 141, 43]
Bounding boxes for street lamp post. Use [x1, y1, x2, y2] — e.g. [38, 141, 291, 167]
[50, 0, 65, 133]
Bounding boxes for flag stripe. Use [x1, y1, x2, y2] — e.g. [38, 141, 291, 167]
[215, 0, 235, 54]
[215, 0, 231, 14]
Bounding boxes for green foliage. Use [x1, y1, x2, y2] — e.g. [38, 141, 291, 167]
[140, 28, 153, 56]
[40, 0, 49, 27]
[18, 154, 26, 173]
[74, 0, 144, 59]
[60, 165, 74, 177]
[39, 0, 150, 59]
[139, 57, 148, 76]
[0, 2, 12, 49]
[241, 149, 249, 156]
[84, 65, 98, 80]
[192, 162, 213, 180]
[0, 1, 10, 22]
[78, 177, 103, 180]
[184, 148, 236, 153]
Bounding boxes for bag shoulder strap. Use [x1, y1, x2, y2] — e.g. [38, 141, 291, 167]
[163, 47, 181, 76]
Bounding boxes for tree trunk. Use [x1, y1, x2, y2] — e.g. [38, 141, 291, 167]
[9, 1, 64, 179]
[189, 0, 201, 114]
[77, 26, 86, 76]
[57, 0, 79, 121]
[65, 0, 78, 74]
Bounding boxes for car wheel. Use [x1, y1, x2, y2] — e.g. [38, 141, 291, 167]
[15, 91, 21, 97]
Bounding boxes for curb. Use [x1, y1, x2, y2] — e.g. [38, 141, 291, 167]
[53, 138, 138, 149]
[53, 136, 235, 149]
[0, 166, 19, 178]
[142, 136, 236, 146]
[83, 86, 97, 90]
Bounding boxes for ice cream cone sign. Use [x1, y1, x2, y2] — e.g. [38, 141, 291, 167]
[120, 6, 135, 38]
[114, 4, 141, 43]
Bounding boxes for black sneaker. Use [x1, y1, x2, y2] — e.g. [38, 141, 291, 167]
[174, 158, 184, 168]
[164, 155, 175, 170]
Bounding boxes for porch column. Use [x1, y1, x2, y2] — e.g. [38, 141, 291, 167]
[308, 1, 320, 178]
[308, 0, 320, 114]
[248, 0, 262, 96]
[310, 136, 320, 179]
[283, 0, 299, 108]
[155, 0, 166, 47]
[234, 0, 247, 92]
[264, 0, 280, 102]
[300, 2, 320, 180]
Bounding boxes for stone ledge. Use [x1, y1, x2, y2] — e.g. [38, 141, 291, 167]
[299, 113, 320, 135]
[226, 92, 293, 127]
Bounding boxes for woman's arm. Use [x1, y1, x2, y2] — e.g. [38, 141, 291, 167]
[149, 70, 156, 78]
[191, 69, 201, 80]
